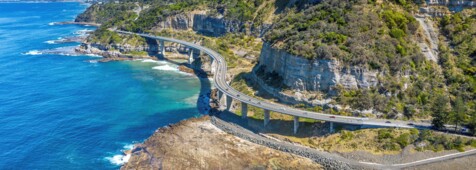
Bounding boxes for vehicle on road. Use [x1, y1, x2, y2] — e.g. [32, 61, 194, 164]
[408, 122, 414, 126]
[330, 116, 336, 118]
[385, 121, 391, 123]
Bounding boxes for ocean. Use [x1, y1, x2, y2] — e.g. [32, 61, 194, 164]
[0, 2, 204, 169]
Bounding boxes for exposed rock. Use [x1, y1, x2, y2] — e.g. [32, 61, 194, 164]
[75, 43, 154, 62]
[151, 11, 271, 37]
[121, 116, 323, 170]
[254, 43, 379, 92]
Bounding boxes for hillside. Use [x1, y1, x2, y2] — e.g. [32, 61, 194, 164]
[76, 0, 475, 133]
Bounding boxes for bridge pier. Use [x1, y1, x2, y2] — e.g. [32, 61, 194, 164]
[225, 94, 232, 111]
[264, 109, 270, 126]
[210, 58, 216, 75]
[217, 90, 225, 109]
[161, 41, 165, 55]
[330, 122, 334, 133]
[241, 103, 247, 119]
[293, 116, 299, 134]
[188, 49, 194, 65]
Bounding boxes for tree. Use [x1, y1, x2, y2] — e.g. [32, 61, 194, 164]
[452, 96, 467, 132]
[470, 106, 476, 136]
[431, 94, 450, 130]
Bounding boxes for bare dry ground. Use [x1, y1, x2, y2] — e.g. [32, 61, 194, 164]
[121, 116, 322, 170]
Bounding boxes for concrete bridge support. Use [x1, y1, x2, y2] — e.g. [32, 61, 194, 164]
[160, 40, 165, 56]
[217, 90, 225, 109]
[293, 116, 299, 134]
[188, 49, 194, 65]
[225, 94, 232, 111]
[264, 109, 270, 126]
[330, 122, 334, 133]
[210, 58, 216, 75]
[241, 103, 248, 119]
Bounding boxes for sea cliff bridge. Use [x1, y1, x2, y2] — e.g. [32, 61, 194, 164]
[117, 31, 432, 134]
[115, 31, 476, 168]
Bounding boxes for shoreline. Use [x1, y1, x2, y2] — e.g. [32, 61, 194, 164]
[52, 21, 100, 27]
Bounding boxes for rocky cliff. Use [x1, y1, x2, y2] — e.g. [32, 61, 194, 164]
[152, 12, 271, 37]
[253, 43, 379, 93]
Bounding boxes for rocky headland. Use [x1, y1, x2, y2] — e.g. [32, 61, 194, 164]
[121, 116, 323, 170]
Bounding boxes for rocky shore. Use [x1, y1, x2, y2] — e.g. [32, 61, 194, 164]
[121, 116, 322, 169]
[75, 43, 155, 62]
[53, 21, 100, 27]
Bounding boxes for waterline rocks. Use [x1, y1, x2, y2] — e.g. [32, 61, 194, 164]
[121, 116, 323, 170]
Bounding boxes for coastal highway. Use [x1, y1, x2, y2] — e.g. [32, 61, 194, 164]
[116, 30, 431, 129]
[115, 31, 476, 168]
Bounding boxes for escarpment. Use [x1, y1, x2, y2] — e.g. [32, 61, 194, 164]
[253, 43, 379, 93]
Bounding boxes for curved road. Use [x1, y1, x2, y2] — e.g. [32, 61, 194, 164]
[115, 31, 476, 168]
[116, 30, 430, 129]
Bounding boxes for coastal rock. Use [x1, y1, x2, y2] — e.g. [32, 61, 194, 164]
[151, 12, 271, 37]
[253, 43, 379, 92]
[121, 116, 323, 170]
[75, 43, 154, 62]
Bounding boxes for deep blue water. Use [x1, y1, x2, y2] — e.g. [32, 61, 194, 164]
[0, 2, 204, 169]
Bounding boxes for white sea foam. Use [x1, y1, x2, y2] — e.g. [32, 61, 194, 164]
[45, 40, 56, 44]
[85, 54, 102, 58]
[23, 50, 42, 55]
[123, 144, 134, 150]
[105, 143, 134, 165]
[106, 154, 131, 165]
[140, 59, 162, 63]
[152, 65, 178, 71]
[74, 29, 93, 36]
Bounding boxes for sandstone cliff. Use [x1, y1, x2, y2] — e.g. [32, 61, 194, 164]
[152, 12, 271, 37]
[253, 43, 379, 93]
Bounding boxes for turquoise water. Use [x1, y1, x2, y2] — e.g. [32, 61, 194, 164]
[0, 2, 204, 169]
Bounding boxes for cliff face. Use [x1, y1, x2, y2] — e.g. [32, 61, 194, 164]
[152, 12, 271, 37]
[254, 43, 379, 93]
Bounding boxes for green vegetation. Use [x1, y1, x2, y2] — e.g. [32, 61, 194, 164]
[265, 0, 420, 69]
[276, 128, 476, 154]
[75, 3, 136, 24]
[88, 28, 124, 44]
[432, 9, 476, 133]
